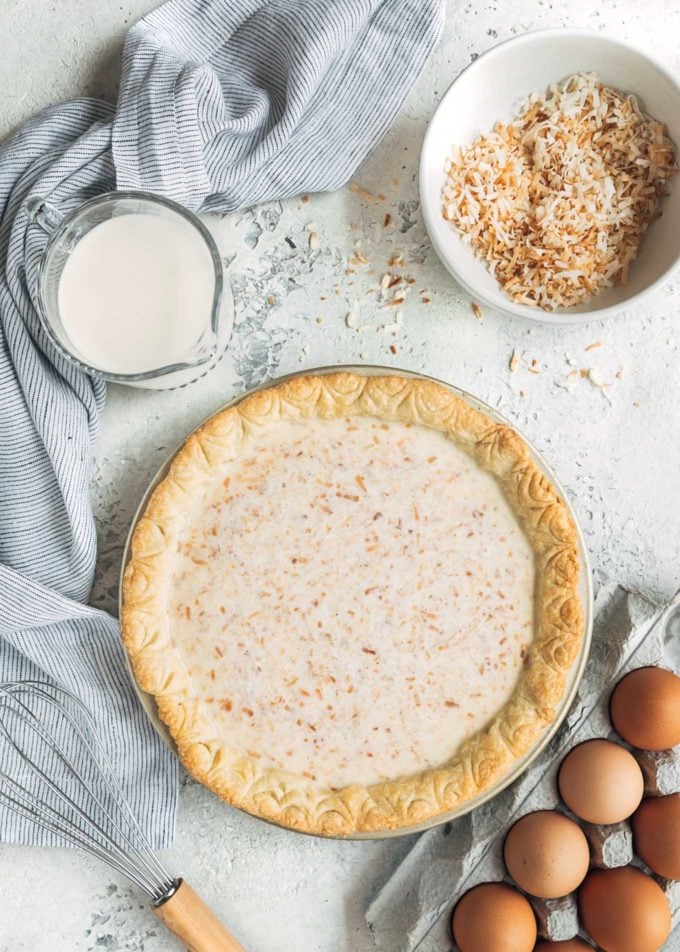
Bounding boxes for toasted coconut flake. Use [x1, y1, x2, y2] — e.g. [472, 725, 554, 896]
[442, 73, 677, 311]
[350, 182, 378, 202]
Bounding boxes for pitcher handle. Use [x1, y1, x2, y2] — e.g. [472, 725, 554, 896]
[25, 197, 65, 236]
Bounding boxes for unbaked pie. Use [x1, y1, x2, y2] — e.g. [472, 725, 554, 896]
[121, 372, 583, 834]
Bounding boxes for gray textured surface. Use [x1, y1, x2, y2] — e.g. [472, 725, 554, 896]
[1, 1, 680, 950]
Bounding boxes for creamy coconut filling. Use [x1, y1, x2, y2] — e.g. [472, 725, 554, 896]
[168, 415, 535, 789]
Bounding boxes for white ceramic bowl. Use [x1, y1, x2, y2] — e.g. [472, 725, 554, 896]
[420, 30, 680, 323]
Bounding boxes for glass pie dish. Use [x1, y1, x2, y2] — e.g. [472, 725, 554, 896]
[119, 365, 593, 838]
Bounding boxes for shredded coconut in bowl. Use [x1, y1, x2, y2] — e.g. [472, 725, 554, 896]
[442, 73, 678, 311]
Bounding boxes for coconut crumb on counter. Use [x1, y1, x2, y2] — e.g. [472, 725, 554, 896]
[557, 370, 580, 392]
[306, 222, 320, 250]
[509, 350, 520, 372]
[471, 302, 483, 319]
[442, 72, 677, 311]
[588, 367, 614, 403]
[350, 181, 379, 202]
[349, 251, 369, 266]
[555, 350, 623, 401]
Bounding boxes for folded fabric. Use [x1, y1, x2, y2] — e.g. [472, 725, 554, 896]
[0, 0, 443, 847]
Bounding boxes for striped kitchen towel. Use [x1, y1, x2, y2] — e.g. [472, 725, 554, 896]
[0, 0, 443, 847]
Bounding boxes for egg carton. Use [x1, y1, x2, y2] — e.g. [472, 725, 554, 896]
[366, 584, 680, 952]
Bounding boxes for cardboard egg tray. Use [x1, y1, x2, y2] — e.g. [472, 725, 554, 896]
[366, 584, 680, 951]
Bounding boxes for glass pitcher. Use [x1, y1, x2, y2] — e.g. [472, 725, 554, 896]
[28, 190, 232, 390]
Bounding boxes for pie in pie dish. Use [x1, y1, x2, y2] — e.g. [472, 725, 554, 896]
[121, 372, 584, 835]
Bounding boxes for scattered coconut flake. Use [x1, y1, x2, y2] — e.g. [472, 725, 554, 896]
[388, 253, 404, 267]
[345, 311, 360, 330]
[588, 367, 609, 388]
[556, 371, 579, 392]
[509, 350, 520, 372]
[585, 341, 603, 351]
[350, 182, 378, 202]
[471, 302, 483, 319]
[442, 72, 677, 311]
[588, 367, 614, 403]
[308, 230, 319, 250]
[384, 213, 393, 228]
[298, 345, 310, 363]
[349, 251, 369, 266]
[380, 273, 392, 293]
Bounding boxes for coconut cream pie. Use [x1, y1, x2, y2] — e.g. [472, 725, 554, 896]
[121, 373, 583, 834]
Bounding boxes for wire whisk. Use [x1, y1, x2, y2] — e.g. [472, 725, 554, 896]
[0, 681, 244, 952]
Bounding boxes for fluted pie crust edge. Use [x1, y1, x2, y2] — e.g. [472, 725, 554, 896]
[120, 372, 583, 835]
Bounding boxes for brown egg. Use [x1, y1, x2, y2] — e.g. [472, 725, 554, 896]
[451, 882, 536, 952]
[534, 941, 593, 951]
[503, 810, 590, 898]
[579, 867, 671, 952]
[610, 666, 680, 750]
[633, 793, 680, 879]
[558, 739, 643, 823]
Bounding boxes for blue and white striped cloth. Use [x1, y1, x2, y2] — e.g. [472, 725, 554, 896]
[0, 0, 443, 847]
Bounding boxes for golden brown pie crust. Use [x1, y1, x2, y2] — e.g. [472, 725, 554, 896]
[120, 372, 583, 835]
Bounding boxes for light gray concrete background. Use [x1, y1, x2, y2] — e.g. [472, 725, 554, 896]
[1, 0, 680, 950]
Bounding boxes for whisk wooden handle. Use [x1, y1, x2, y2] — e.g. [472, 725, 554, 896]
[154, 879, 246, 951]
